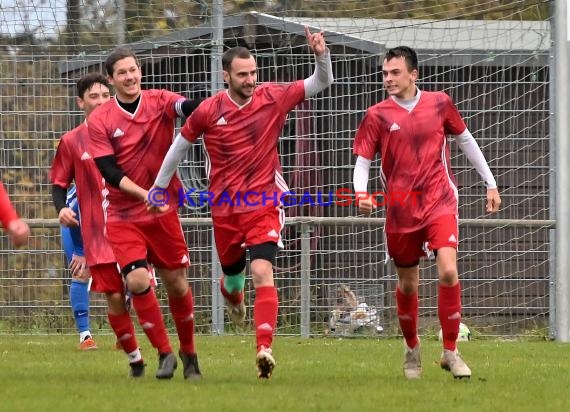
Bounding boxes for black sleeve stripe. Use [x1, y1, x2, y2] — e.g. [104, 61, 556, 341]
[94, 155, 125, 188]
[52, 184, 68, 214]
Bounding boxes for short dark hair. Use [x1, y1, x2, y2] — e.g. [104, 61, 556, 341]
[76, 73, 111, 98]
[105, 46, 140, 76]
[222, 46, 253, 72]
[384, 46, 418, 72]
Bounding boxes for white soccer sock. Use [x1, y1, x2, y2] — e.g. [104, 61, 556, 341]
[79, 331, 92, 342]
[127, 348, 143, 363]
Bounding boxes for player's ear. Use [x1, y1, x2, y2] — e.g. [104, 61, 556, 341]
[223, 70, 230, 83]
[410, 68, 418, 82]
[76, 96, 85, 111]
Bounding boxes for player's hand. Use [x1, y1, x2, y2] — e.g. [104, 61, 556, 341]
[486, 188, 501, 213]
[58, 207, 79, 227]
[145, 186, 170, 213]
[69, 254, 89, 280]
[357, 195, 376, 216]
[305, 26, 326, 56]
[6, 218, 30, 247]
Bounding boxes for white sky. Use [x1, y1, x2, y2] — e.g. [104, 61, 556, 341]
[0, 0, 67, 38]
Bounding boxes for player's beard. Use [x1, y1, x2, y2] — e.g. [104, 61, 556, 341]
[229, 83, 254, 102]
[238, 82, 255, 99]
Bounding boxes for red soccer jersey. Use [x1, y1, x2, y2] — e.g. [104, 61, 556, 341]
[353, 91, 467, 233]
[180, 81, 306, 216]
[49, 122, 116, 266]
[88, 90, 185, 221]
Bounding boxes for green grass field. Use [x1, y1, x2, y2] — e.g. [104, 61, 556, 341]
[0, 335, 568, 411]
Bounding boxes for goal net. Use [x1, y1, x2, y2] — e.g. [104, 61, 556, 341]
[0, 0, 552, 339]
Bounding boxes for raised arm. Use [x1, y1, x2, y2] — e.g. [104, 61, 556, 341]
[303, 26, 334, 98]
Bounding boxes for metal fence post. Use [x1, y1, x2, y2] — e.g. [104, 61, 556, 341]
[210, 0, 225, 336]
[554, 0, 570, 342]
[300, 223, 312, 338]
[549, 0, 557, 341]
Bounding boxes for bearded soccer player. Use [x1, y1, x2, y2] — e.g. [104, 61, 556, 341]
[87, 47, 202, 380]
[352, 46, 501, 379]
[148, 26, 334, 379]
[50, 73, 149, 375]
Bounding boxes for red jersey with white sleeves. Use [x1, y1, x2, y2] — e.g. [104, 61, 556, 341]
[88, 90, 185, 221]
[180, 81, 306, 217]
[353, 91, 467, 233]
[49, 122, 116, 266]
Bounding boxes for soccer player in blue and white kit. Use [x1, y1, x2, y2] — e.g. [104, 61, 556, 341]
[60, 186, 97, 350]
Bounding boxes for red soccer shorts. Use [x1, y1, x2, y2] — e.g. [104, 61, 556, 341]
[106, 210, 190, 271]
[89, 262, 123, 293]
[386, 214, 459, 267]
[213, 205, 285, 266]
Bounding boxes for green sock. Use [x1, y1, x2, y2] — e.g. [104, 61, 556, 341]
[224, 273, 245, 293]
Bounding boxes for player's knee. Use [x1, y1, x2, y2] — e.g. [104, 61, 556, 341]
[155, 267, 188, 296]
[251, 261, 274, 287]
[106, 292, 127, 314]
[122, 260, 151, 293]
[438, 267, 459, 286]
[395, 264, 419, 294]
[249, 243, 278, 286]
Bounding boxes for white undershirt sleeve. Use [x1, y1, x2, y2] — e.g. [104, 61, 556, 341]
[303, 49, 334, 98]
[154, 133, 192, 188]
[455, 128, 497, 189]
[353, 156, 372, 194]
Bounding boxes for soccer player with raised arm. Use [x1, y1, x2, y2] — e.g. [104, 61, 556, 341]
[148, 26, 334, 379]
[0, 181, 30, 247]
[50, 73, 149, 374]
[87, 47, 202, 380]
[352, 46, 501, 379]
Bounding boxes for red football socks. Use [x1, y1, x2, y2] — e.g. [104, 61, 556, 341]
[396, 287, 419, 349]
[168, 289, 196, 354]
[131, 288, 172, 354]
[438, 283, 462, 351]
[253, 286, 278, 351]
[107, 311, 139, 354]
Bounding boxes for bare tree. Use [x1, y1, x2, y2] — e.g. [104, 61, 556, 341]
[66, 0, 81, 50]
